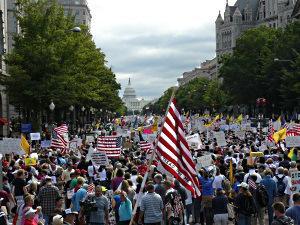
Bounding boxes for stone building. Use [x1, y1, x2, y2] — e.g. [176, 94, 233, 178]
[216, 0, 296, 59]
[57, 0, 92, 28]
[122, 78, 150, 113]
[177, 57, 217, 86]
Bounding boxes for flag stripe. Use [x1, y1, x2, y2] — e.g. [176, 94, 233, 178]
[97, 136, 121, 158]
[155, 99, 201, 197]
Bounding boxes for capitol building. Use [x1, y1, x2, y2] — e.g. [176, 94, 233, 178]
[122, 78, 150, 113]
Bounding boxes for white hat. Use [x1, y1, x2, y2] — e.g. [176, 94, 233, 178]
[237, 182, 249, 189]
[52, 215, 63, 225]
[25, 207, 37, 217]
[64, 208, 78, 217]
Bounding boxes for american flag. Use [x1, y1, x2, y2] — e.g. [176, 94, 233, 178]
[156, 98, 201, 197]
[51, 124, 69, 152]
[139, 141, 152, 152]
[248, 178, 257, 190]
[88, 183, 95, 193]
[267, 120, 274, 142]
[287, 123, 300, 136]
[97, 135, 122, 158]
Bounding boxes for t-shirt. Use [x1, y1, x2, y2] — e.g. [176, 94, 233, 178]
[87, 195, 109, 224]
[199, 176, 214, 196]
[212, 175, 225, 189]
[286, 205, 300, 225]
[12, 178, 26, 196]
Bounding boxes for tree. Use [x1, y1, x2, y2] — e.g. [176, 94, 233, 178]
[4, 0, 122, 127]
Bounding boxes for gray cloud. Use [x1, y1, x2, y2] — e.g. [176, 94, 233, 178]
[93, 25, 216, 99]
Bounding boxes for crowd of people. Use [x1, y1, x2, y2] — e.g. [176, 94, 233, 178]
[0, 116, 299, 225]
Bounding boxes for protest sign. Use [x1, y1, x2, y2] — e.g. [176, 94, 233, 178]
[0, 138, 24, 155]
[235, 131, 245, 140]
[291, 171, 300, 194]
[86, 135, 95, 143]
[214, 131, 227, 147]
[286, 136, 300, 147]
[30, 133, 41, 141]
[91, 152, 109, 166]
[41, 140, 51, 148]
[25, 158, 37, 166]
[69, 141, 77, 150]
[21, 124, 32, 133]
[186, 133, 202, 149]
[196, 154, 213, 170]
[273, 121, 281, 131]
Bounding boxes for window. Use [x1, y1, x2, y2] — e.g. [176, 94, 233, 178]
[83, 10, 86, 15]
[83, 20, 86, 24]
[75, 9, 80, 15]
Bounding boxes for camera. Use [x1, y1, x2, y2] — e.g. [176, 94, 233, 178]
[80, 199, 98, 213]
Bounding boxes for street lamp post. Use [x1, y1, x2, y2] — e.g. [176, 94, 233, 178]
[69, 105, 75, 132]
[81, 106, 85, 127]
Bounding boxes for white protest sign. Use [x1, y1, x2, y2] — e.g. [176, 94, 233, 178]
[196, 154, 212, 170]
[86, 135, 95, 143]
[214, 131, 227, 147]
[41, 140, 51, 148]
[273, 121, 281, 131]
[91, 152, 109, 166]
[30, 133, 41, 141]
[69, 141, 77, 150]
[186, 133, 202, 149]
[286, 136, 300, 147]
[0, 138, 24, 155]
[291, 171, 300, 194]
[235, 131, 245, 140]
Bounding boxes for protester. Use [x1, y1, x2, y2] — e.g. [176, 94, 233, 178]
[272, 202, 293, 225]
[212, 188, 228, 225]
[286, 193, 300, 225]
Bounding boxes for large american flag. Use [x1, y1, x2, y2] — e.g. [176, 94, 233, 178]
[97, 135, 122, 158]
[51, 124, 69, 151]
[155, 99, 201, 197]
[287, 123, 300, 136]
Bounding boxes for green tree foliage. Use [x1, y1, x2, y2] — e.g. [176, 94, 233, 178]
[4, 0, 122, 121]
[219, 22, 300, 112]
[145, 77, 228, 114]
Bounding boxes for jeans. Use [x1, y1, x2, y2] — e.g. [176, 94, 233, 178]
[43, 215, 50, 225]
[251, 206, 265, 225]
[203, 207, 213, 225]
[267, 204, 273, 225]
[237, 214, 251, 225]
[213, 213, 228, 225]
[185, 203, 193, 224]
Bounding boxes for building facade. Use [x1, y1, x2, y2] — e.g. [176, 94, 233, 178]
[57, 0, 92, 28]
[177, 57, 217, 86]
[122, 78, 150, 113]
[216, 0, 296, 59]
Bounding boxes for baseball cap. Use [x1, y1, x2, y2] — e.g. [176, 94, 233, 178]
[63, 208, 78, 218]
[237, 182, 249, 189]
[52, 214, 63, 225]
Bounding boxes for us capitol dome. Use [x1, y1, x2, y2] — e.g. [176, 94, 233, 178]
[122, 78, 149, 113]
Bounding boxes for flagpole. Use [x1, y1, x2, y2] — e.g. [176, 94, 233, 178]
[129, 87, 178, 225]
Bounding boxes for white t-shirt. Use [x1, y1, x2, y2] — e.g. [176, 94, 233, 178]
[88, 165, 95, 177]
[212, 174, 225, 189]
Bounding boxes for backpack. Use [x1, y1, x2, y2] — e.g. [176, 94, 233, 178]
[243, 196, 256, 215]
[255, 184, 269, 207]
[276, 175, 286, 196]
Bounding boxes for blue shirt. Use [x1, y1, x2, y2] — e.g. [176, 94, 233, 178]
[260, 175, 277, 205]
[72, 188, 87, 212]
[286, 206, 300, 225]
[119, 198, 132, 221]
[199, 176, 214, 196]
[233, 181, 240, 193]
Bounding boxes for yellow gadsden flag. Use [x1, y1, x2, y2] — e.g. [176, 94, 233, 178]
[236, 114, 243, 124]
[20, 135, 30, 155]
[229, 159, 234, 185]
[272, 128, 287, 144]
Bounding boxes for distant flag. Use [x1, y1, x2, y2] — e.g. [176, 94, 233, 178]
[51, 124, 69, 152]
[267, 119, 275, 142]
[272, 128, 287, 144]
[236, 114, 243, 124]
[20, 135, 30, 155]
[152, 116, 159, 132]
[97, 135, 122, 158]
[287, 123, 300, 136]
[248, 149, 253, 165]
[138, 131, 152, 153]
[288, 148, 297, 161]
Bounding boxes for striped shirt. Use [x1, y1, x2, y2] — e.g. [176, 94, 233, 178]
[140, 192, 163, 223]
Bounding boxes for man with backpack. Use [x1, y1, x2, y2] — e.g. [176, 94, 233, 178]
[248, 174, 269, 225]
[273, 167, 289, 206]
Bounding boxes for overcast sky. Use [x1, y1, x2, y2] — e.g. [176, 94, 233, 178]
[88, 0, 236, 100]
